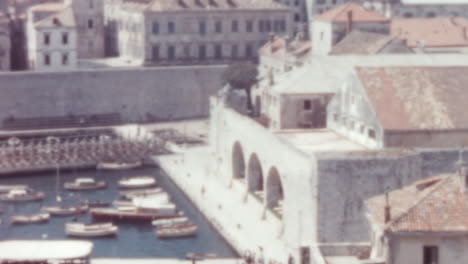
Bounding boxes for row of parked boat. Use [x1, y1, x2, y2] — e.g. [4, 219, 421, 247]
[0, 173, 198, 239]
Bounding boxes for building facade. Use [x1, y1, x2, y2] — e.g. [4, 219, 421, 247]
[26, 4, 77, 71]
[0, 11, 11, 71]
[105, 0, 292, 66]
[64, 0, 105, 58]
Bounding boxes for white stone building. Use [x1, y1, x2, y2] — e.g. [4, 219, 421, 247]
[26, 3, 77, 71]
[311, 3, 390, 55]
[363, 0, 468, 18]
[64, 0, 105, 58]
[366, 161, 468, 264]
[0, 11, 11, 71]
[209, 54, 468, 264]
[104, 0, 292, 66]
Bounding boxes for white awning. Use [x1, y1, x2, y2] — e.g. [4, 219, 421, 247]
[0, 240, 93, 261]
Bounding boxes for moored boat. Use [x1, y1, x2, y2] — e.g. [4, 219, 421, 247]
[11, 213, 50, 224]
[64, 178, 107, 191]
[97, 161, 142, 170]
[0, 188, 44, 202]
[42, 204, 88, 216]
[65, 222, 118, 237]
[156, 222, 198, 239]
[0, 185, 28, 193]
[90, 204, 179, 221]
[119, 187, 163, 199]
[81, 200, 110, 208]
[152, 216, 189, 227]
[118, 176, 156, 188]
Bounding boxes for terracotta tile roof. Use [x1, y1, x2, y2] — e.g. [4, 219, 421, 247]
[366, 173, 468, 232]
[147, 0, 289, 12]
[392, 17, 468, 48]
[316, 3, 389, 23]
[35, 6, 75, 28]
[259, 36, 311, 59]
[330, 31, 400, 54]
[355, 66, 468, 130]
[28, 2, 64, 12]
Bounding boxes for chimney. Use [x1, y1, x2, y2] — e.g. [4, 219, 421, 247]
[346, 10, 353, 33]
[455, 150, 468, 190]
[384, 192, 391, 224]
[464, 27, 468, 40]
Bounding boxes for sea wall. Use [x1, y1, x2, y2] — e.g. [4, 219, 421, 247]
[0, 65, 226, 126]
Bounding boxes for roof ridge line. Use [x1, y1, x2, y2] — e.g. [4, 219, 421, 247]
[332, 2, 353, 22]
[384, 175, 451, 231]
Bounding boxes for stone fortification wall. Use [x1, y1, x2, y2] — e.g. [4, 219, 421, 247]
[0, 65, 225, 125]
[316, 148, 468, 243]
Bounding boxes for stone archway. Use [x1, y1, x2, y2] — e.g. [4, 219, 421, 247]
[266, 166, 284, 218]
[232, 141, 245, 180]
[247, 153, 264, 200]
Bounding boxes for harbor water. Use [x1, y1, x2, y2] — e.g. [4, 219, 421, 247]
[0, 166, 237, 258]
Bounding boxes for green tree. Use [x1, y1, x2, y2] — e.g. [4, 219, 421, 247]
[222, 62, 259, 113]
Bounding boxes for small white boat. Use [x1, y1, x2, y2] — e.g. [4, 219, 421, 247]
[0, 189, 44, 202]
[118, 176, 156, 188]
[65, 222, 118, 237]
[0, 185, 28, 193]
[64, 178, 107, 191]
[152, 216, 189, 227]
[91, 203, 179, 221]
[11, 213, 50, 224]
[81, 200, 110, 208]
[97, 161, 142, 170]
[156, 222, 198, 239]
[42, 204, 88, 216]
[119, 188, 163, 199]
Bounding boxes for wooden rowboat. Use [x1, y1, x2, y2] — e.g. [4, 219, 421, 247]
[65, 222, 118, 237]
[11, 213, 50, 224]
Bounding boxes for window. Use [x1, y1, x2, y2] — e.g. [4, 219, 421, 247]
[231, 20, 238, 32]
[368, 129, 376, 139]
[426, 12, 436, 18]
[44, 54, 50, 65]
[168, 22, 175, 34]
[88, 19, 94, 29]
[294, 13, 300, 22]
[265, 20, 271, 32]
[360, 125, 365, 134]
[152, 45, 159, 61]
[332, 0, 337, 4]
[280, 20, 286, 32]
[403, 12, 413, 18]
[43, 33, 50, 45]
[168, 45, 175, 60]
[199, 45, 206, 59]
[62, 53, 68, 65]
[258, 20, 264, 32]
[89, 0, 94, 8]
[423, 246, 438, 264]
[199, 21, 206, 35]
[152, 22, 159, 34]
[246, 20, 253, 33]
[88, 40, 94, 51]
[231, 44, 238, 58]
[214, 44, 222, 59]
[62, 32, 68, 45]
[215, 21, 222, 33]
[320, 31, 324, 40]
[303, 100, 312, 110]
[317, 0, 325, 4]
[184, 45, 190, 58]
[245, 43, 253, 57]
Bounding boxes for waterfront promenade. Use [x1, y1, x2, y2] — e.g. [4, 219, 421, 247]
[155, 146, 289, 264]
[93, 258, 239, 264]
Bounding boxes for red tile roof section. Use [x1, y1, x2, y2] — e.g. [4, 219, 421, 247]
[316, 3, 389, 23]
[392, 17, 468, 48]
[355, 66, 468, 130]
[367, 174, 468, 233]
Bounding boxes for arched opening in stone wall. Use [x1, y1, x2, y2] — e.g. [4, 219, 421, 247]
[266, 166, 284, 218]
[247, 153, 264, 200]
[232, 141, 245, 180]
